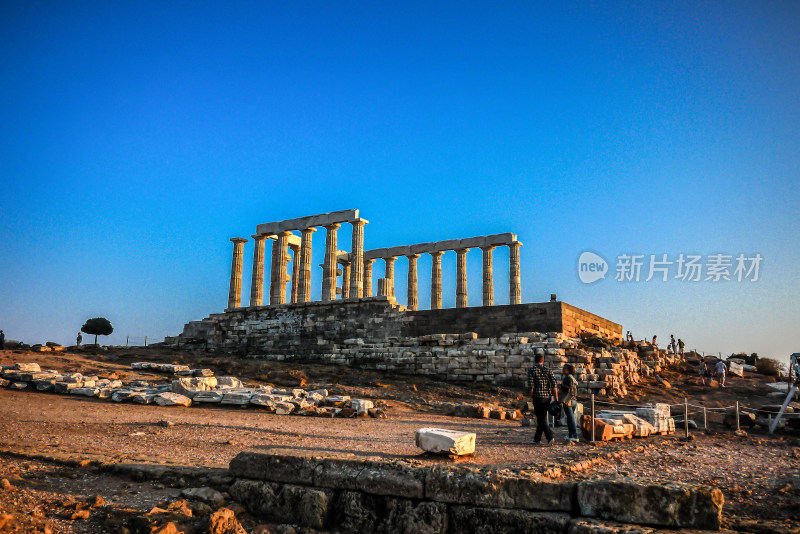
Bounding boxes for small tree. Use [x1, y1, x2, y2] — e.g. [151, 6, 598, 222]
[81, 317, 113, 345]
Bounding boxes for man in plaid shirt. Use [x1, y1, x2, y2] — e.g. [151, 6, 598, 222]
[526, 353, 558, 445]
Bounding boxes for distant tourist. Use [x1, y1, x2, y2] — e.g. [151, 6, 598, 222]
[677, 339, 685, 357]
[0, 330, 4, 350]
[626, 331, 634, 345]
[669, 335, 677, 354]
[559, 364, 580, 443]
[699, 358, 710, 386]
[652, 335, 658, 347]
[715, 360, 727, 387]
[526, 353, 557, 446]
[76, 332, 82, 347]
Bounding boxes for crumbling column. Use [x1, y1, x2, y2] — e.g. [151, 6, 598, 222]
[322, 223, 340, 301]
[456, 248, 469, 308]
[227, 237, 248, 309]
[384, 256, 397, 298]
[249, 235, 266, 307]
[430, 251, 443, 310]
[509, 241, 522, 305]
[481, 245, 495, 306]
[363, 258, 375, 297]
[406, 254, 420, 311]
[290, 244, 301, 303]
[349, 219, 367, 299]
[298, 227, 316, 303]
[341, 260, 351, 299]
[273, 231, 291, 305]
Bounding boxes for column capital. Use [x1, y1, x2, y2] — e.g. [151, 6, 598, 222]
[301, 227, 318, 235]
[350, 218, 369, 227]
[250, 234, 267, 241]
[364, 257, 376, 265]
[480, 244, 495, 251]
[455, 248, 470, 254]
[230, 237, 248, 244]
[324, 223, 341, 231]
[429, 250, 444, 258]
[277, 230, 293, 237]
[508, 241, 523, 248]
[405, 253, 421, 260]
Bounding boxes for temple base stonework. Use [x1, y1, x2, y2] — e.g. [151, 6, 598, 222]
[165, 299, 621, 386]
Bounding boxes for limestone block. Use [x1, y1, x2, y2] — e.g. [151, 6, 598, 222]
[10, 382, 28, 390]
[350, 399, 374, 415]
[336, 491, 447, 534]
[221, 391, 254, 405]
[230, 479, 334, 530]
[71, 387, 99, 397]
[154, 392, 192, 407]
[274, 401, 295, 415]
[577, 478, 723, 529]
[55, 382, 80, 394]
[728, 361, 744, 377]
[567, 518, 656, 533]
[11, 362, 41, 372]
[192, 391, 224, 403]
[216, 376, 242, 388]
[449, 506, 570, 534]
[415, 428, 475, 456]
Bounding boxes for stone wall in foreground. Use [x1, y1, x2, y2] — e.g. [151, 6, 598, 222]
[228, 451, 723, 533]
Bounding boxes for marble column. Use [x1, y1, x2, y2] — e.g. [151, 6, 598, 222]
[509, 241, 522, 305]
[273, 231, 291, 305]
[341, 261, 351, 299]
[482, 245, 495, 307]
[456, 248, 469, 308]
[384, 256, 397, 298]
[290, 244, 301, 303]
[430, 251, 443, 310]
[298, 227, 316, 303]
[269, 238, 280, 305]
[348, 219, 367, 299]
[363, 258, 375, 297]
[248, 235, 266, 307]
[406, 254, 420, 311]
[322, 223, 340, 301]
[227, 237, 248, 309]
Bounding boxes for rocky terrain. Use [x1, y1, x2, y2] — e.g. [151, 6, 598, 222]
[0, 345, 798, 533]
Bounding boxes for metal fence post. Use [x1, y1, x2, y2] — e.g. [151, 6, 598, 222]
[591, 393, 595, 443]
[735, 401, 740, 432]
[145, 336, 148, 347]
[126, 336, 129, 347]
[703, 407, 707, 429]
[684, 397, 689, 438]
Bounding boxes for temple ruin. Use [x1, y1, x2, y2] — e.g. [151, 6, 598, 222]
[167, 210, 622, 383]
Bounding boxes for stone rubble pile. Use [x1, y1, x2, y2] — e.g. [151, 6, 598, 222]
[336, 331, 680, 398]
[131, 362, 214, 376]
[595, 403, 676, 438]
[0, 361, 384, 419]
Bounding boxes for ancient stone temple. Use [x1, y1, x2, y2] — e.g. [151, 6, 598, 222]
[166, 210, 621, 383]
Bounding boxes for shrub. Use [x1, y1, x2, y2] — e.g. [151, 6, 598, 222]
[756, 357, 786, 377]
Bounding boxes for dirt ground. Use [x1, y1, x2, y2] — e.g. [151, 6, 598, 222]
[1, 347, 799, 533]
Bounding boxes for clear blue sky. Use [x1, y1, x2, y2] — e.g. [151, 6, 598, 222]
[1, 2, 798, 361]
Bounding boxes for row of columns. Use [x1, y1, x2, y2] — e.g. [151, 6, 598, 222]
[228, 232, 522, 311]
[367, 243, 522, 310]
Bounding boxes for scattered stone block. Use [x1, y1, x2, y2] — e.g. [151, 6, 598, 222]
[351, 399, 374, 416]
[415, 428, 476, 456]
[192, 391, 223, 403]
[10, 382, 28, 390]
[154, 392, 192, 407]
[577, 478, 723, 530]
